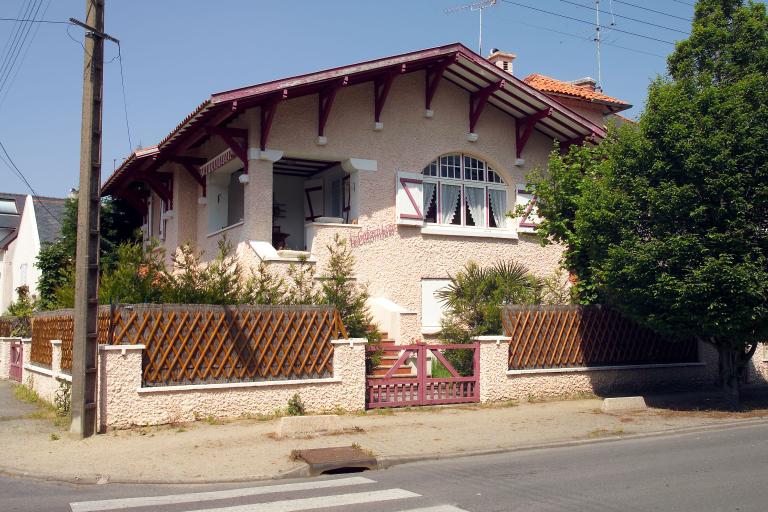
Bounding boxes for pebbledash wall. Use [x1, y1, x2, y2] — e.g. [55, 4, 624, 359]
[477, 336, 768, 400]
[4, 337, 768, 429]
[2, 337, 366, 430]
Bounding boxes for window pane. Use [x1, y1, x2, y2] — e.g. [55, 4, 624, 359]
[488, 169, 503, 183]
[464, 186, 486, 227]
[423, 160, 438, 177]
[424, 181, 437, 223]
[463, 156, 485, 181]
[440, 154, 461, 179]
[440, 184, 461, 225]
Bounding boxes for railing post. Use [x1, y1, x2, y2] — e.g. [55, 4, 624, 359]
[417, 343, 427, 404]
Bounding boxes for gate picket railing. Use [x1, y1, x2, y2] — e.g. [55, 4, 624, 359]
[366, 343, 479, 408]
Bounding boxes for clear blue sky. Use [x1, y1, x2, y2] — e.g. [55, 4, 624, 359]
[0, 0, 694, 198]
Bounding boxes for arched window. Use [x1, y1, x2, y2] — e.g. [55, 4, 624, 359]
[421, 154, 507, 229]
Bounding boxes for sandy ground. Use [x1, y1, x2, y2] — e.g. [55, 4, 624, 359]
[1, 380, 767, 484]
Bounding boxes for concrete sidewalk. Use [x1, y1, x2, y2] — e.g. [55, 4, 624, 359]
[1, 379, 767, 484]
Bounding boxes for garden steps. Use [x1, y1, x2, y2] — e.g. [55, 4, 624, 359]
[367, 339, 415, 378]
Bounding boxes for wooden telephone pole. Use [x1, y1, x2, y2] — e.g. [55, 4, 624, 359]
[70, 0, 113, 438]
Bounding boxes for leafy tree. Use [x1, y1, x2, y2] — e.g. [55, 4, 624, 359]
[5, 285, 35, 336]
[242, 262, 288, 305]
[161, 240, 244, 305]
[35, 194, 141, 310]
[99, 241, 165, 305]
[526, 0, 768, 404]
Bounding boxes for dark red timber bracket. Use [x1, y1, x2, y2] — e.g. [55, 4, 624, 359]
[373, 64, 405, 129]
[137, 171, 173, 208]
[516, 108, 553, 159]
[424, 56, 455, 117]
[260, 91, 285, 151]
[120, 191, 148, 217]
[468, 80, 505, 138]
[317, 76, 348, 145]
[207, 126, 249, 173]
[168, 155, 207, 197]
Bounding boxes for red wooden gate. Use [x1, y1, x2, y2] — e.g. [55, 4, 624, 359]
[366, 343, 479, 408]
[9, 339, 22, 382]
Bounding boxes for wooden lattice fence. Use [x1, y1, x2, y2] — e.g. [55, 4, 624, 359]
[0, 316, 29, 337]
[503, 305, 698, 370]
[30, 308, 115, 370]
[30, 304, 347, 386]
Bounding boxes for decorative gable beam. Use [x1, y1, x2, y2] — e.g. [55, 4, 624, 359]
[317, 77, 348, 141]
[516, 108, 552, 158]
[167, 155, 207, 195]
[469, 80, 505, 134]
[260, 93, 284, 150]
[207, 126, 249, 172]
[138, 172, 173, 206]
[425, 57, 454, 114]
[373, 65, 404, 126]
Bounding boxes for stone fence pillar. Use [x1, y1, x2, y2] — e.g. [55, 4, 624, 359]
[330, 338, 368, 411]
[474, 335, 512, 403]
[0, 337, 12, 379]
[98, 344, 145, 432]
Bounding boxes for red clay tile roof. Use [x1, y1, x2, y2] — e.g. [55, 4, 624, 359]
[523, 73, 631, 111]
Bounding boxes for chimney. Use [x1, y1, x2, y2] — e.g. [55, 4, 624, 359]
[569, 77, 597, 91]
[487, 48, 516, 75]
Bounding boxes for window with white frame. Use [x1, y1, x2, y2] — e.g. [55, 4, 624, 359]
[421, 154, 507, 229]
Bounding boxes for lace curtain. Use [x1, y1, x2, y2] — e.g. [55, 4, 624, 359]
[423, 182, 436, 219]
[440, 184, 461, 224]
[488, 188, 506, 228]
[464, 186, 485, 227]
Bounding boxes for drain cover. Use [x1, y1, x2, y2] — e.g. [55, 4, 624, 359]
[294, 446, 377, 475]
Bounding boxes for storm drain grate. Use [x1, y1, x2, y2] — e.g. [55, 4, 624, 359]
[293, 446, 378, 475]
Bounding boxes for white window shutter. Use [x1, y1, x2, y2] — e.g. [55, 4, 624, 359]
[395, 171, 424, 226]
[304, 179, 324, 221]
[516, 183, 540, 233]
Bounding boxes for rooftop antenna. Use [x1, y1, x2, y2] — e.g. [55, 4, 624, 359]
[445, 0, 498, 57]
[594, 0, 603, 92]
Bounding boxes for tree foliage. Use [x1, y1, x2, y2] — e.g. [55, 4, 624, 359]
[526, 0, 768, 402]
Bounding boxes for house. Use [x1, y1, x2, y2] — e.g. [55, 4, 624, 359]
[101, 43, 631, 342]
[0, 193, 66, 313]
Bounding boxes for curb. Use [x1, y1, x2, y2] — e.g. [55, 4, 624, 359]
[2, 417, 767, 485]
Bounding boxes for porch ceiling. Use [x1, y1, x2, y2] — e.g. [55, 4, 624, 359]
[273, 157, 339, 177]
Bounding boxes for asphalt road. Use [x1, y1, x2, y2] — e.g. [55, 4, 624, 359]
[2, 421, 767, 512]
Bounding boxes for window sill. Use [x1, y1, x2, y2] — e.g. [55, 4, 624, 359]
[421, 225, 518, 240]
[207, 221, 244, 238]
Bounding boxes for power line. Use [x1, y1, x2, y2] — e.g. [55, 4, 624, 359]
[499, 0, 677, 44]
[511, 18, 666, 58]
[670, 0, 695, 6]
[0, 0, 44, 100]
[612, 0, 692, 22]
[0, 139, 61, 225]
[0, 0, 53, 110]
[558, 0, 690, 34]
[116, 43, 133, 152]
[0, 17, 71, 24]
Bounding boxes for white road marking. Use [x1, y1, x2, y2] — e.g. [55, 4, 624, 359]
[398, 506, 471, 512]
[69, 476, 376, 512]
[181, 489, 420, 512]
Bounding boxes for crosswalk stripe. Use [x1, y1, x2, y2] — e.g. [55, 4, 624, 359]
[69, 476, 376, 512]
[398, 506, 471, 512]
[180, 489, 420, 512]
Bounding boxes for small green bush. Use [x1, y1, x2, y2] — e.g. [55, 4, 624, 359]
[286, 393, 306, 416]
[54, 381, 71, 417]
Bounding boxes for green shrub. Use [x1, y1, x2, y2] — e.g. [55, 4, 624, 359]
[286, 393, 306, 416]
[54, 381, 71, 417]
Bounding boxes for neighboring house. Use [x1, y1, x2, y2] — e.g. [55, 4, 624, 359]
[522, 71, 633, 127]
[101, 43, 630, 342]
[0, 193, 65, 313]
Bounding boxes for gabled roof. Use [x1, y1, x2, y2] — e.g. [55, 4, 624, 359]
[523, 73, 631, 112]
[0, 193, 25, 250]
[103, 43, 608, 196]
[32, 196, 66, 245]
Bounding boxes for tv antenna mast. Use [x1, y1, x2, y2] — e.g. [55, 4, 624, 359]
[594, 0, 603, 91]
[445, 0, 498, 57]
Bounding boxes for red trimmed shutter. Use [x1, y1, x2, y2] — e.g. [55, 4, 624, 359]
[395, 171, 424, 226]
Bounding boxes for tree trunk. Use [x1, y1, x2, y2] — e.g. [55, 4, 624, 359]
[718, 344, 740, 409]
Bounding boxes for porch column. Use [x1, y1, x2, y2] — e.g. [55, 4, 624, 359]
[341, 158, 377, 223]
[244, 111, 283, 243]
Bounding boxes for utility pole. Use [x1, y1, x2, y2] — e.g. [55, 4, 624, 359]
[70, 0, 107, 438]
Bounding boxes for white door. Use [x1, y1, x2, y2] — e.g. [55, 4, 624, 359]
[421, 278, 451, 334]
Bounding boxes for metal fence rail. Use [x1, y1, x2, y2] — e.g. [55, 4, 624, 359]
[502, 305, 698, 370]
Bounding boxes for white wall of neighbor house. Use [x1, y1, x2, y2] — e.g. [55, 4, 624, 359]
[0, 195, 42, 313]
[148, 70, 564, 338]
